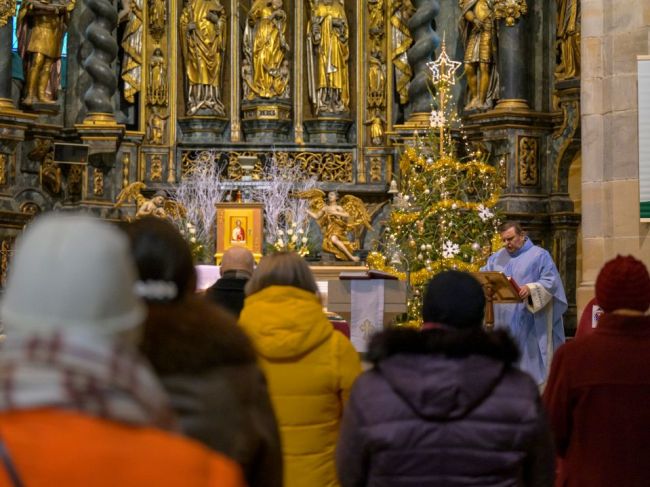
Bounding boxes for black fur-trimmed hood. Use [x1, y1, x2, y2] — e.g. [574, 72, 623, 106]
[368, 327, 520, 365]
[367, 327, 521, 420]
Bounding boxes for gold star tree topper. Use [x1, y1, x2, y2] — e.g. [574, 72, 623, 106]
[426, 37, 462, 86]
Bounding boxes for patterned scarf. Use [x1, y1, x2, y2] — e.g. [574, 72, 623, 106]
[0, 332, 175, 430]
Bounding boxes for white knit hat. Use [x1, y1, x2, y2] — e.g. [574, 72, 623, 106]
[0, 213, 145, 335]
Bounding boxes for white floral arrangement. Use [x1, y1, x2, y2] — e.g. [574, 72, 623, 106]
[273, 221, 310, 257]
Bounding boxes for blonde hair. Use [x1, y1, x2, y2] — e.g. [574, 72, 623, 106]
[245, 252, 319, 296]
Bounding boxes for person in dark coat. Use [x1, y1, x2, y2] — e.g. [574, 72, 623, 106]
[206, 246, 255, 317]
[124, 218, 282, 487]
[544, 255, 650, 487]
[336, 270, 555, 487]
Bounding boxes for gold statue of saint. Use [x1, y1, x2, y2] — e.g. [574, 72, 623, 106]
[459, 0, 499, 110]
[296, 190, 372, 262]
[242, 0, 289, 100]
[307, 0, 350, 114]
[118, 0, 143, 104]
[179, 0, 227, 116]
[17, 0, 76, 106]
[555, 0, 579, 80]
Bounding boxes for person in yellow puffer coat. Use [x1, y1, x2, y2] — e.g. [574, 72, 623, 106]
[239, 252, 362, 487]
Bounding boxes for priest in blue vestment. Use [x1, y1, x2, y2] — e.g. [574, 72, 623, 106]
[482, 221, 567, 386]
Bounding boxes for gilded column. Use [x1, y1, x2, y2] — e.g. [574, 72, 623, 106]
[230, 0, 240, 142]
[294, 0, 304, 143]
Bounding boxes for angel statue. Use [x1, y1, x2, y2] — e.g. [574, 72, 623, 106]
[296, 190, 372, 262]
[115, 182, 186, 221]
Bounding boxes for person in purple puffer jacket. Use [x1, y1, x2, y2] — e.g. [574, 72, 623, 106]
[336, 270, 554, 487]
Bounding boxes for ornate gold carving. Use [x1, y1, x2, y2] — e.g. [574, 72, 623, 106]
[150, 154, 163, 181]
[492, 0, 527, 26]
[30, 139, 61, 195]
[460, 0, 499, 110]
[0, 0, 16, 28]
[367, 0, 386, 147]
[118, 0, 143, 103]
[116, 182, 186, 220]
[68, 165, 83, 195]
[146, 110, 169, 144]
[0, 154, 6, 185]
[555, 0, 579, 80]
[517, 136, 538, 186]
[147, 47, 168, 106]
[20, 202, 40, 215]
[242, 0, 290, 101]
[181, 150, 353, 183]
[93, 168, 104, 196]
[148, 0, 166, 41]
[122, 152, 130, 188]
[370, 156, 382, 182]
[307, 0, 350, 115]
[390, 0, 414, 105]
[180, 0, 227, 115]
[0, 238, 13, 288]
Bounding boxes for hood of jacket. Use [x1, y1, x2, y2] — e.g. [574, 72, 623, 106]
[239, 285, 333, 360]
[369, 327, 519, 420]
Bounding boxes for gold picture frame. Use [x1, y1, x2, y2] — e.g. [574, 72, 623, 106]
[215, 203, 264, 263]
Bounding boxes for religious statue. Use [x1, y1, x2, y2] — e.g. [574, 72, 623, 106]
[148, 0, 166, 41]
[179, 0, 227, 116]
[242, 0, 290, 100]
[147, 47, 168, 106]
[307, 0, 350, 115]
[364, 112, 386, 145]
[458, 0, 499, 110]
[367, 53, 386, 108]
[115, 182, 186, 220]
[555, 0, 580, 80]
[146, 110, 169, 145]
[390, 0, 415, 105]
[17, 0, 76, 106]
[118, 0, 142, 104]
[296, 189, 372, 262]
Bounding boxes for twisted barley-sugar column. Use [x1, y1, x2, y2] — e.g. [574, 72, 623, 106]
[82, 0, 118, 121]
[405, 0, 439, 118]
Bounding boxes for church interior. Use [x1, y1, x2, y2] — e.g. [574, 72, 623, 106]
[0, 0, 647, 337]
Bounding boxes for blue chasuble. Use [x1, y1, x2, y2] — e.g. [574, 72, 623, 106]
[482, 238, 567, 386]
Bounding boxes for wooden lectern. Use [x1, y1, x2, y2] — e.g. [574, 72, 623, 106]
[471, 271, 522, 330]
[328, 273, 407, 352]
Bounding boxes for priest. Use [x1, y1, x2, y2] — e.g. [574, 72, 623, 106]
[482, 221, 567, 387]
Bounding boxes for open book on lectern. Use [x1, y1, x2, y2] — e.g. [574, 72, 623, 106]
[470, 271, 522, 303]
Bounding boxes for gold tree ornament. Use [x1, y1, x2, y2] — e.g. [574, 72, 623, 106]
[493, 0, 528, 26]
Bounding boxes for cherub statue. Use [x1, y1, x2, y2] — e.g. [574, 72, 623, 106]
[115, 182, 186, 220]
[295, 190, 372, 262]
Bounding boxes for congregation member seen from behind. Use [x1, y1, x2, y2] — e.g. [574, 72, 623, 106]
[544, 255, 650, 487]
[206, 246, 256, 318]
[124, 217, 282, 487]
[0, 214, 245, 487]
[239, 252, 362, 487]
[336, 270, 555, 487]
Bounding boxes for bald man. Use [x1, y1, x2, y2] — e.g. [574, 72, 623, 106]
[206, 247, 256, 317]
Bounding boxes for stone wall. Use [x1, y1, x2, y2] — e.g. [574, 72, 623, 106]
[579, 0, 650, 311]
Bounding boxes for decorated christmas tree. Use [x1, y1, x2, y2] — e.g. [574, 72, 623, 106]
[368, 42, 503, 325]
